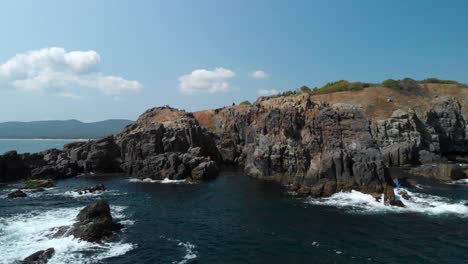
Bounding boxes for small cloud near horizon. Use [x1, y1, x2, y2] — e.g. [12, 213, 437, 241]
[257, 89, 279, 96]
[251, 70, 269, 79]
[178, 67, 236, 94]
[0, 47, 143, 98]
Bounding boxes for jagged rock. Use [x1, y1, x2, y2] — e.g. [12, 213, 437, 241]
[409, 163, 467, 182]
[65, 136, 122, 173]
[427, 96, 468, 155]
[74, 184, 106, 195]
[53, 200, 123, 242]
[7, 189, 27, 198]
[372, 110, 440, 166]
[116, 107, 220, 181]
[22, 248, 55, 264]
[0, 151, 29, 182]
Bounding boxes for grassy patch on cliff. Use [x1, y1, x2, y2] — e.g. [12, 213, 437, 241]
[265, 77, 466, 99]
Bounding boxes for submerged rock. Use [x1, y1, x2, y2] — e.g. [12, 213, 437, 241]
[22, 248, 55, 264]
[53, 200, 123, 242]
[23, 179, 55, 189]
[7, 189, 27, 199]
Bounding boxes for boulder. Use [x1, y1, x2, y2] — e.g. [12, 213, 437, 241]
[7, 189, 27, 199]
[22, 248, 55, 264]
[53, 200, 123, 242]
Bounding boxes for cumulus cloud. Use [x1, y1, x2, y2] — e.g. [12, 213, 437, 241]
[178, 67, 236, 94]
[257, 89, 279, 96]
[251, 70, 269, 79]
[0, 47, 142, 96]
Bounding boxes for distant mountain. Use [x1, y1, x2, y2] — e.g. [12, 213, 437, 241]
[0, 119, 134, 139]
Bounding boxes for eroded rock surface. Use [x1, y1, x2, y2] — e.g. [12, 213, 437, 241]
[53, 200, 123, 242]
[115, 106, 220, 181]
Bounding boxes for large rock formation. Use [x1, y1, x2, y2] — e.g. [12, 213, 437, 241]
[115, 106, 220, 181]
[197, 95, 395, 197]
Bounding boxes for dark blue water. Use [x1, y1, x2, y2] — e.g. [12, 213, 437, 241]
[0, 169, 467, 264]
[0, 139, 80, 154]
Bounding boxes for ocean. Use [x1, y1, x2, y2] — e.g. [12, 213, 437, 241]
[0, 140, 467, 263]
[0, 139, 85, 154]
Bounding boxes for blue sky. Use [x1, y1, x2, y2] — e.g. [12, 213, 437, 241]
[0, 0, 467, 122]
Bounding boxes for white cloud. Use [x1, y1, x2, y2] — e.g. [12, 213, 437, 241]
[251, 70, 269, 79]
[0, 47, 142, 97]
[178, 67, 236, 94]
[56, 92, 82, 100]
[257, 89, 279, 96]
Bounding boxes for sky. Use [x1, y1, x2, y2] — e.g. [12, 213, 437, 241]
[0, 0, 467, 122]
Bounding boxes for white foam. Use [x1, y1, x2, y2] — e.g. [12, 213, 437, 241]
[307, 188, 468, 217]
[160, 236, 198, 264]
[62, 190, 106, 198]
[128, 177, 186, 184]
[176, 241, 197, 264]
[449, 179, 468, 185]
[0, 206, 135, 263]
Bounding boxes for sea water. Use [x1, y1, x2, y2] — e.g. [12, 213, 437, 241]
[0, 169, 467, 263]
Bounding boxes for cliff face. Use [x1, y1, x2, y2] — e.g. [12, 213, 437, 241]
[2, 84, 468, 201]
[196, 95, 393, 197]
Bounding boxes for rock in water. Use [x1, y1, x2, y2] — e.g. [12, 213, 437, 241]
[54, 200, 123, 242]
[7, 189, 27, 199]
[23, 179, 55, 189]
[22, 248, 55, 264]
[74, 184, 106, 195]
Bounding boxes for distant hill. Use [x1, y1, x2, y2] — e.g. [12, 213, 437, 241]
[0, 119, 134, 139]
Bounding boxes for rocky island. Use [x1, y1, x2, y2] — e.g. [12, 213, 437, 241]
[1, 79, 468, 207]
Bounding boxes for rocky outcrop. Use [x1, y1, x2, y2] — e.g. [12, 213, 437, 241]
[115, 106, 220, 181]
[22, 248, 55, 264]
[53, 200, 123, 242]
[0, 151, 29, 182]
[0, 137, 122, 183]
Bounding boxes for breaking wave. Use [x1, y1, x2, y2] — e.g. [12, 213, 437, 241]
[307, 188, 468, 217]
[128, 177, 186, 184]
[0, 206, 135, 264]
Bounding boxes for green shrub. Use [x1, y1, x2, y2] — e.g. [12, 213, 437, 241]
[239, 100, 251, 106]
[310, 80, 371, 95]
[419, 78, 460, 85]
[382, 78, 421, 94]
[299, 85, 312, 94]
